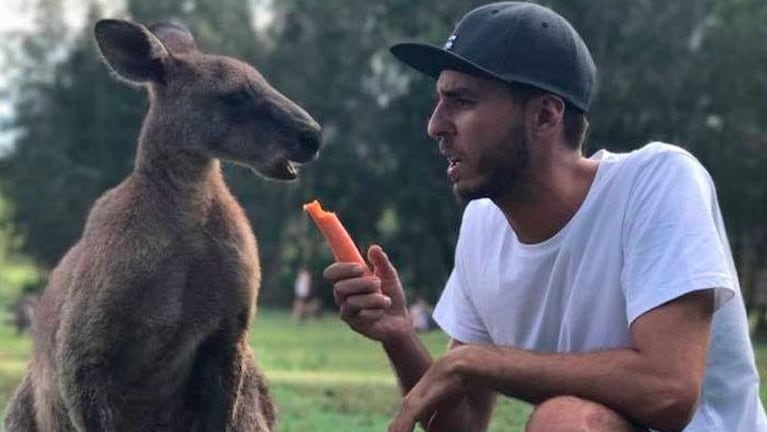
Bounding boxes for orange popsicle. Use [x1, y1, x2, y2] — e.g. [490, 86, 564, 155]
[303, 200, 371, 274]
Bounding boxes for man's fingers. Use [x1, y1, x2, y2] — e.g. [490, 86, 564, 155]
[323, 262, 366, 282]
[338, 294, 391, 319]
[339, 304, 385, 323]
[388, 409, 416, 432]
[332, 277, 381, 305]
[358, 308, 386, 321]
[390, 359, 464, 432]
[343, 292, 391, 311]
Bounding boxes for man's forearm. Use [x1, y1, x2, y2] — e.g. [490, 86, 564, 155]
[457, 345, 699, 431]
[458, 291, 713, 432]
[382, 331, 434, 394]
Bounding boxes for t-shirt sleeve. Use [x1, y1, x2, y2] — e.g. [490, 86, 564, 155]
[432, 203, 493, 345]
[622, 149, 736, 324]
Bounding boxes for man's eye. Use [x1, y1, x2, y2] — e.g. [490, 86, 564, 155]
[221, 91, 251, 107]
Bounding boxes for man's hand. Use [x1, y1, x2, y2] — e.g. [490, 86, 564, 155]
[324, 244, 411, 343]
[388, 347, 470, 432]
[388, 343, 499, 432]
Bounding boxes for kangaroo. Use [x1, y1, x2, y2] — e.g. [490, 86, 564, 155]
[4, 19, 321, 432]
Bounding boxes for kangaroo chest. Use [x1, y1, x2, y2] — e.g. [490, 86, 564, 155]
[145, 204, 258, 325]
[111, 205, 259, 394]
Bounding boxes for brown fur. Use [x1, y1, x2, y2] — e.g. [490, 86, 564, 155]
[4, 19, 321, 432]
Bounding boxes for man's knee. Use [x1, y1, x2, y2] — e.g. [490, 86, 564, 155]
[525, 396, 643, 432]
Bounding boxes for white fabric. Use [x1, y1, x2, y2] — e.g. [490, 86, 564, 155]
[294, 269, 311, 298]
[433, 142, 767, 431]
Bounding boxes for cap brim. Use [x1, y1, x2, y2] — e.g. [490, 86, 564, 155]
[390, 42, 499, 82]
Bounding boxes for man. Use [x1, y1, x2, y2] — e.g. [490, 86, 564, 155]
[324, 2, 767, 431]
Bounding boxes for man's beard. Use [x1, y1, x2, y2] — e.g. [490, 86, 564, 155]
[454, 122, 530, 203]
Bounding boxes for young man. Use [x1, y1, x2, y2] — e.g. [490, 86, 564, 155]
[324, 2, 767, 431]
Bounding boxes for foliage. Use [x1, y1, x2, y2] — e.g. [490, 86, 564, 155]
[0, 190, 43, 306]
[0, 1, 144, 266]
[0, 0, 766, 311]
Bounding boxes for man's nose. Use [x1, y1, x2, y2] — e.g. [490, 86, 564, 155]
[426, 102, 449, 141]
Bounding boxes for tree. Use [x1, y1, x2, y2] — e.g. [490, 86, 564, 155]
[261, 0, 767, 308]
[1, 0, 765, 315]
[0, 0, 265, 267]
[254, 0, 493, 305]
[0, 0, 139, 266]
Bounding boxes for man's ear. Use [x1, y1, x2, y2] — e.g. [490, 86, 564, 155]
[94, 19, 169, 85]
[529, 94, 565, 134]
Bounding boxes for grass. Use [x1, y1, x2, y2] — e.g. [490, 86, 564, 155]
[0, 309, 529, 431]
[245, 309, 531, 431]
[2, 308, 765, 431]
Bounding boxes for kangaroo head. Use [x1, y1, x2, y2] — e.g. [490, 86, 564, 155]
[94, 19, 321, 180]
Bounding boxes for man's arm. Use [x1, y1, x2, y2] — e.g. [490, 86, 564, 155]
[325, 245, 496, 431]
[390, 289, 714, 432]
[384, 336, 496, 431]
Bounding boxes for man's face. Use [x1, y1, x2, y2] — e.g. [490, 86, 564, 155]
[428, 70, 530, 202]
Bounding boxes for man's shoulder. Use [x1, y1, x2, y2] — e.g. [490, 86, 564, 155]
[596, 142, 708, 186]
[595, 141, 693, 164]
[631, 141, 695, 163]
[630, 142, 712, 187]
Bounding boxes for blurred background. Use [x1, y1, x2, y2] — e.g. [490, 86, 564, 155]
[2, 0, 767, 326]
[2, 0, 764, 319]
[0, 0, 766, 429]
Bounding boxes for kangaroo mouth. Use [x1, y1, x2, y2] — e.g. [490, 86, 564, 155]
[259, 157, 300, 181]
[247, 130, 321, 181]
[278, 159, 299, 180]
[267, 132, 321, 180]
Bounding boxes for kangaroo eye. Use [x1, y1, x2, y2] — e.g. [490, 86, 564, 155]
[221, 90, 251, 107]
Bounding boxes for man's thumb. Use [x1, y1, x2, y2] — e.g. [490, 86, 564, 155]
[367, 244, 398, 282]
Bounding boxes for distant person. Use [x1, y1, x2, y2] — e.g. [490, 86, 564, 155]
[324, 2, 766, 431]
[408, 296, 433, 333]
[292, 266, 312, 322]
[8, 294, 38, 335]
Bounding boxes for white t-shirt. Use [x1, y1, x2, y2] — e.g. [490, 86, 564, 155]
[434, 142, 767, 431]
[294, 269, 311, 299]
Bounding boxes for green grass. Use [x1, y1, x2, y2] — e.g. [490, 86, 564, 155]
[250, 310, 530, 431]
[0, 309, 529, 431]
[0, 312, 33, 427]
[3, 308, 765, 431]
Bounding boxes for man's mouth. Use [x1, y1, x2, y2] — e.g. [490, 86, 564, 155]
[446, 156, 461, 181]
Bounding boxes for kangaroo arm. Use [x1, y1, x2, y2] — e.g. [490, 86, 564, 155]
[53, 239, 170, 432]
[191, 319, 250, 431]
[59, 363, 117, 432]
[54, 278, 135, 431]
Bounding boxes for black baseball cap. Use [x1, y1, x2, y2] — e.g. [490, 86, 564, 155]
[390, 2, 596, 112]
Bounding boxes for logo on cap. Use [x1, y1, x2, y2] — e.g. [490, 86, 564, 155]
[444, 34, 457, 50]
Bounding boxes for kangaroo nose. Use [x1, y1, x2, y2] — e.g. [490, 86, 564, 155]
[297, 128, 322, 160]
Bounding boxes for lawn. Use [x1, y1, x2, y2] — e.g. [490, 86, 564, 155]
[1, 308, 765, 431]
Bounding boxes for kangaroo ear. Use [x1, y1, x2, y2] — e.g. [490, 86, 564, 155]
[94, 19, 169, 85]
[147, 22, 198, 55]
